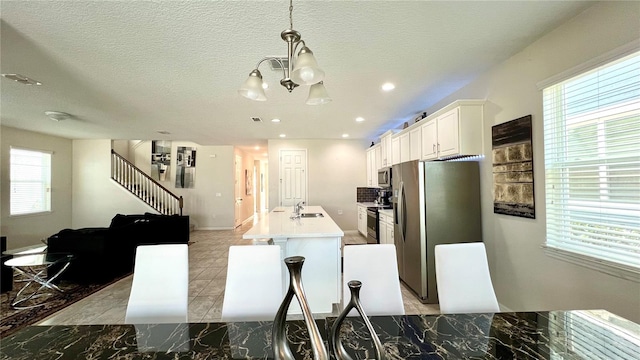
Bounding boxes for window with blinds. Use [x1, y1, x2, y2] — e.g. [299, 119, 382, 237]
[542, 51, 640, 277]
[10, 148, 52, 215]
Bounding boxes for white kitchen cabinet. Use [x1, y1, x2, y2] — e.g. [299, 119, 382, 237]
[419, 100, 484, 160]
[400, 132, 410, 163]
[409, 127, 421, 161]
[378, 210, 393, 245]
[357, 204, 368, 237]
[366, 144, 379, 187]
[375, 144, 382, 171]
[437, 108, 460, 157]
[380, 131, 394, 167]
[391, 135, 401, 165]
[421, 120, 438, 159]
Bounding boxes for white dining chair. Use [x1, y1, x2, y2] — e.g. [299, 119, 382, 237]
[342, 244, 405, 316]
[125, 244, 189, 324]
[221, 245, 283, 322]
[434, 242, 499, 314]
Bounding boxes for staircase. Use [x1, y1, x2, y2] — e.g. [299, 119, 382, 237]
[111, 149, 183, 215]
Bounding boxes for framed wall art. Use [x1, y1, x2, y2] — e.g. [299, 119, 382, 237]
[492, 115, 535, 219]
[245, 169, 252, 196]
[175, 146, 196, 188]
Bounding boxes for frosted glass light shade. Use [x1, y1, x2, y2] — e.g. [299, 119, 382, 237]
[291, 47, 325, 85]
[238, 69, 267, 101]
[306, 82, 331, 105]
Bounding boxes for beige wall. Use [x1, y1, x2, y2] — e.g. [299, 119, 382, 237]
[268, 139, 367, 230]
[125, 140, 237, 229]
[425, 2, 640, 322]
[72, 139, 155, 228]
[0, 126, 73, 249]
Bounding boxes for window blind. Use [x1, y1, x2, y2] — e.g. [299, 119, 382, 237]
[543, 51, 640, 272]
[10, 148, 52, 215]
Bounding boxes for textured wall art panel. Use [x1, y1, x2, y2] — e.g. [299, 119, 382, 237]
[492, 115, 535, 218]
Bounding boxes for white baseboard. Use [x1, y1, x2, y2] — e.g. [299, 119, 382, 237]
[195, 227, 235, 230]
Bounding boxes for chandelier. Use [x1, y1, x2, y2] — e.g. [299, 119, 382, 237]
[238, 0, 331, 105]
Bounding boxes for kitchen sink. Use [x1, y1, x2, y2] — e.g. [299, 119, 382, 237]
[300, 213, 324, 218]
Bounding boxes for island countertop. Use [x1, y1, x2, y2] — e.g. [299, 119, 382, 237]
[242, 206, 344, 239]
[2, 310, 638, 359]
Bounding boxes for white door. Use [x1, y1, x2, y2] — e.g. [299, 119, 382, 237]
[234, 155, 242, 228]
[279, 149, 307, 207]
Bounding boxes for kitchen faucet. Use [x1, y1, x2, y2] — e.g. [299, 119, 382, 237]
[291, 201, 305, 219]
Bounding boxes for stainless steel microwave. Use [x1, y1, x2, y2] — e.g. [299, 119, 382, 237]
[377, 167, 392, 188]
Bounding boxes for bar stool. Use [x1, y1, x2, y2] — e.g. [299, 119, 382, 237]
[252, 238, 274, 245]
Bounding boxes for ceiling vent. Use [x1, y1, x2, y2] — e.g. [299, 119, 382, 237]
[2, 73, 42, 85]
[267, 57, 289, 71]
[251, 117, 263, 122]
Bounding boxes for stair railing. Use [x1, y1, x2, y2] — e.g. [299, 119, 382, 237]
[111, 149, 183, 215]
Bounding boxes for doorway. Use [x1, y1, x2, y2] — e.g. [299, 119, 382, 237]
[234, 155, 242, 228]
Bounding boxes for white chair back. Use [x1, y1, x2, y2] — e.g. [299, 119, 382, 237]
[342, 244, 404, 316]
[434, 242, 499, 314]
[125, 244, 189, 324]
[221, 245, 283, 321]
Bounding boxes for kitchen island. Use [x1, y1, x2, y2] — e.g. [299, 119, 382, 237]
[243, 206, 344, 314]
[2, 310, 637, 359]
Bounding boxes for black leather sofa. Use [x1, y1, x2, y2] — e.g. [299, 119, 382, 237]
[47, 213, 189, 284]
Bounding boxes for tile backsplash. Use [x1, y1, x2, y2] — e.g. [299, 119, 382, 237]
[356, 187, 379, 202]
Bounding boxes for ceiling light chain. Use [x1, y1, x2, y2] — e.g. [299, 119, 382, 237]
[238, 0, 331, 105]
[289, 0, 293, 30]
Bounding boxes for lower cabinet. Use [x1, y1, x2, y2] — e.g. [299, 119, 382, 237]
[357, 204, 368, 237]
[378, 211, 394, 245]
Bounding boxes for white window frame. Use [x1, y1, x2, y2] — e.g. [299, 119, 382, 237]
[10, 147, 53, 216]
[540, 43, 640, 282]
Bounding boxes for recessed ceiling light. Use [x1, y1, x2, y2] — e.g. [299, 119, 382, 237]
[381, 82, 395, 92]
[355, 117, 365, 122]
[271, 118, 281, 123]
[342, 134, 349, 138]
[279, 134, 286, 138]
[262, 82, 269, 89]
[254, 146, 260, 150]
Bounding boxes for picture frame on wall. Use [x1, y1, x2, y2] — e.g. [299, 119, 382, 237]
[491, 115, 535, 219]
[245, 169, 252, 196]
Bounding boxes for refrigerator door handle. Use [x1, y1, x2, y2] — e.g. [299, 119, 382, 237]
[398, 180, 405, 242]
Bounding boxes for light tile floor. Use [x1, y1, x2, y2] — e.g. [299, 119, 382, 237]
[38, 221, 439, 325]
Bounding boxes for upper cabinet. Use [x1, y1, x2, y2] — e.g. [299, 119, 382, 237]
[368, 100, 484, 172]
[391, 135, 401, 165]
[366, 144, 380, 187]
[399, 132, 410, 163]
[409, 127, 421, 161]
[419, 100, 484, 160]
[380, 131, 394, 167]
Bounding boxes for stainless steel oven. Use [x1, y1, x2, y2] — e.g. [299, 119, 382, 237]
[366, 207, 378, 244]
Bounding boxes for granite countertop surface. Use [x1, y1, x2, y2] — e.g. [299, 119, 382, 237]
[242, 206, 344, 239]
[2, 310, 638, 359]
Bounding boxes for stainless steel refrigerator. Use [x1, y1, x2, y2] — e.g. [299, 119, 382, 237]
[392, 160, 482, 303]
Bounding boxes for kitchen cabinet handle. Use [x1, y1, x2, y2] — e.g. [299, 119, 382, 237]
[437, 143, 440, 152]
[432, 144, 435, 153]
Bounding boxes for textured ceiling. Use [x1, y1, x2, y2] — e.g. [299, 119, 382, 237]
[0, 1, 594, 155]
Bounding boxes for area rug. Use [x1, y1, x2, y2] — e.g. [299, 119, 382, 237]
[0, 274, 128, 338]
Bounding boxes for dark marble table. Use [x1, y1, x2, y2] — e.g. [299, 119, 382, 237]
[1, 310, 638, 359]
